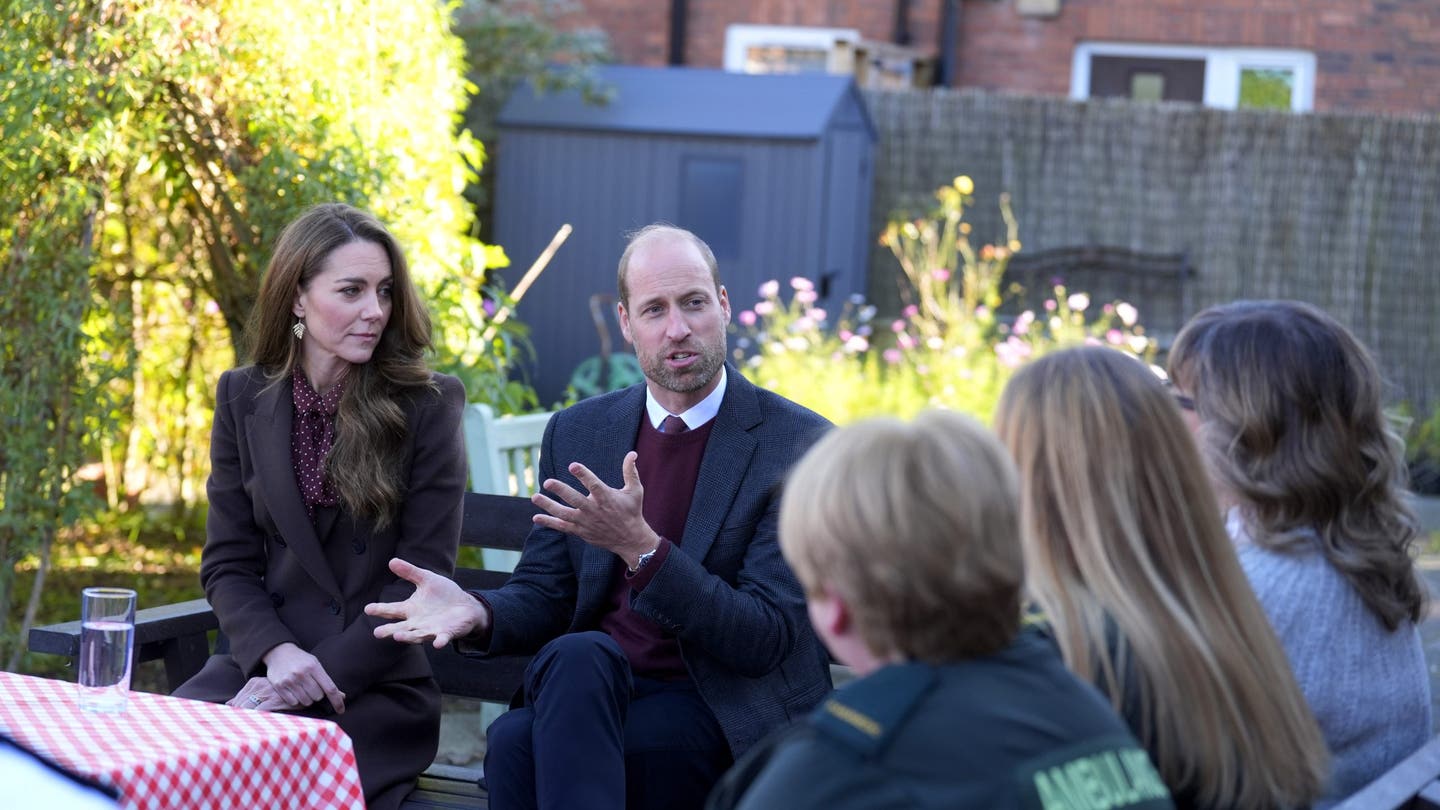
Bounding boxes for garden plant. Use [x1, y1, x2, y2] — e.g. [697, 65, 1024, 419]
[734, 177, 1157, 424]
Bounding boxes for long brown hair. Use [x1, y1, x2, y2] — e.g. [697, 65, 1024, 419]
[1168, 299, 1425, 630]
[247, 203, 435, 527]
[996, 346, 1327, 808]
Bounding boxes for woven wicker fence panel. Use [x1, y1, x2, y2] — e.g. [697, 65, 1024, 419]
[863, 88, 1440, 411]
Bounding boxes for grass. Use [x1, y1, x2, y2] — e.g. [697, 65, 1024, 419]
[8, 517, 205, 689]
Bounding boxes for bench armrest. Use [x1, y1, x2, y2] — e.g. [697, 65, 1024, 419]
[28, 598, 218, 691]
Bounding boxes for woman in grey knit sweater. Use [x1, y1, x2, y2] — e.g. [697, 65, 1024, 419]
[1169, 300, 1431, 808]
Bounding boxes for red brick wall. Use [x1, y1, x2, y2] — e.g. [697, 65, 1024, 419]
[565, 0, 1440, 115]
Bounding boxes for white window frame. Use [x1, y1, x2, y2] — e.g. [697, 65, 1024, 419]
[1071, 42, 1316, 112]
[723, 24, 861, 74]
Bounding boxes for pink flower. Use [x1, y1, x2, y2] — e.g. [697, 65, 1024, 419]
[808, 308, 827, 322]
[754, 301, 775, 316]
[883, 348, 903, 364]
[902, 305, 919, 318]
[1106, 329, 1123, 345]
[931, 268, 951, 282]
[795, 289, 818, 304]
[759, 280, 780, 298]
[839, 329, 853, 341]
[898, 333, 917, 350]
[790, 276, 815, 292]
[994, 336, 1033, 369]
[1043, 299, 1057, 312]
[845, 335, 870, 353]
[891, 320, 907, 333]
[739, 310, 757, 327]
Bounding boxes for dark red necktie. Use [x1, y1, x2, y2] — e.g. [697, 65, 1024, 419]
[660, 415, 688, 434]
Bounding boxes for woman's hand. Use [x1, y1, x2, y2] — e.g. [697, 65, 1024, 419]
[260, 642, 346, 714]
[227, 676, 290, 712]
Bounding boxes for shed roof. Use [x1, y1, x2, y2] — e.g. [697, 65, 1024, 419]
[498, 65, 876, 141]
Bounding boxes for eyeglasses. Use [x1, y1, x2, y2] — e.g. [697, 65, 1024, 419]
[1160, 377, 1196, 411]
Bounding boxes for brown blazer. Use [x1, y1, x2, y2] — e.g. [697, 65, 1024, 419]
[173, 365, 466, 809]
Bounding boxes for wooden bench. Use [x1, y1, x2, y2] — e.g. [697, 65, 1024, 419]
[461, 404, 553, 501]
[1003, 244, 1195, 346]
[1333, 734, 1440, 810]
[28, 490, 538, 810]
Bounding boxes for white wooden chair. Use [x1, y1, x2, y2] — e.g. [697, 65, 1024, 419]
[461, 403, 554, 573]
[459, 403, 555, 744]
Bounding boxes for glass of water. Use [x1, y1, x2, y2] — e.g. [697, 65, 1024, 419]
[78, 587, 136, 713]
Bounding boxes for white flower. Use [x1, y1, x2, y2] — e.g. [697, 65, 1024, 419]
[1067, 293, 1090, 312]
[1116, 302, 1139, 327]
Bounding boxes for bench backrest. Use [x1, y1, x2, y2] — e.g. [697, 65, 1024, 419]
[462, 404, 553, 498]
[424, 491, 539, 703]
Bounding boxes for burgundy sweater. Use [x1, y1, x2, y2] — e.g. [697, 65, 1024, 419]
[596, 416, 714, 680]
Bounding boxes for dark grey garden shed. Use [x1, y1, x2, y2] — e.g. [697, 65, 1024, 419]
[493, 65, 877, 405]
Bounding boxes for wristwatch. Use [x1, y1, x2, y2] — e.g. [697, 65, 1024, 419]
[629, 544, 660, 574]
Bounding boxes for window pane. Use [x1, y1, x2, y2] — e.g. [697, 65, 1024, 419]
[1130, 72, 1165, 102]
[1239, 68, 1294, 110]
[744, 45, 828, 74]
[1089, 56, 1204, 103]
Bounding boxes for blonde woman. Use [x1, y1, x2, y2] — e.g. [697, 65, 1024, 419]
[995, 346, 1327, 809]
[1168, 300, 1431, 806]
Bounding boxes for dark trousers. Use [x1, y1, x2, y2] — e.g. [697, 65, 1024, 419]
[484, 631, 732, 810]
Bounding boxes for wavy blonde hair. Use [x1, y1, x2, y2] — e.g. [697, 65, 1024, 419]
[780, 411, 1024, 663]
[996, 346, 1326, 808]
[1168, 299, 1425, 631]
[248, 203, 436, 528]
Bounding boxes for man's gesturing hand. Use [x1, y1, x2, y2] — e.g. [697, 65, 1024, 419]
[365, 558, 490, 649]
[532, 451, 661, 569]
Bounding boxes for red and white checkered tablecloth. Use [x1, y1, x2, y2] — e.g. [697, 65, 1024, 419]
[0, 671, 365, 809]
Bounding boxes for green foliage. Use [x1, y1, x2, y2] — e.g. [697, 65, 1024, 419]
[452, 0, 611, 218]
[1, 0, 543, 662]
[1394, 402, 1440, 495]
[0, 1, 129, 663]
[734, 177, 1156, 424]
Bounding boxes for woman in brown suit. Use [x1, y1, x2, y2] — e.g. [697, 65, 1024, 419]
[173, 203, 466, 809]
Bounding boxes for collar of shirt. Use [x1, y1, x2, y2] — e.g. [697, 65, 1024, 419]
[292, 367, 346, 416]
[644, 365, 726, 431]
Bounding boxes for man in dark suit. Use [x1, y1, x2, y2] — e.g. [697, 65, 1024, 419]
[366, 224, 833, 810]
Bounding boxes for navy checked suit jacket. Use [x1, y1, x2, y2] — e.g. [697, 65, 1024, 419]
[476, 367, 833, 757]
